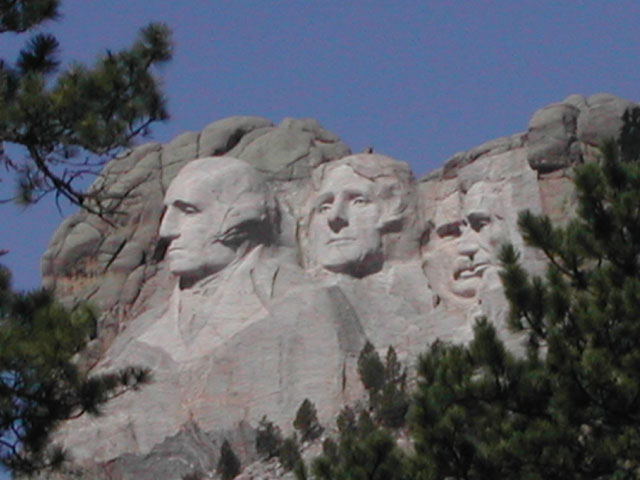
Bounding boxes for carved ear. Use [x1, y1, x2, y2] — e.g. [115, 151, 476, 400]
[219, 193, 276, 248]
[220, 194, 268, 232]
[376, 194, 406, 233]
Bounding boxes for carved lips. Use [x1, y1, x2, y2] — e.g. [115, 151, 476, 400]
[453, 261, 490, 281]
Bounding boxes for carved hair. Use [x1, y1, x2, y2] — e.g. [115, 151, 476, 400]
[177, 156, 280, 249]
[310, 153, 418, 233]
[303, 153, 423, 268]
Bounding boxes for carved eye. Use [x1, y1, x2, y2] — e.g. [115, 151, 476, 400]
[318, 203, 332, 213]
[468, 214, 491, 232]
[436, 222, 462, 238]
[352, 196, 369, 206]
[174, 201, 200, 215]
[182, 205, 199, 214]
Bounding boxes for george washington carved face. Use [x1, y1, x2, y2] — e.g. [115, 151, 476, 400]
[159, 157, 277, 288]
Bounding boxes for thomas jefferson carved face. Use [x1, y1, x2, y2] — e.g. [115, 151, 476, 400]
[310, 164, 384, 277]
[306, 154, 417, 278]
[159, 157, 275, 288]
[424, 182, 506, 302]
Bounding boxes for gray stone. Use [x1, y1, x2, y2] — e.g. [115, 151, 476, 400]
[577, 93, 635, 146]
[42, 97, 638, 478]
[42, 117, 349, 326]
[239, 117, 350, 180]
[55, 222, 103, 275]
[563, 93, 588, 110]
[527, 102, 580, 172]
[442, 133, 525, 177]
[227, 125, 277, 157]
[106, 422, 255, 480]
[109, 241, 145, 272]
[198, 115, 274, 157]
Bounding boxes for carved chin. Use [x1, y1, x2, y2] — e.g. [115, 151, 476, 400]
[321, 249, 384, 278]
[450, 275, 483, 299]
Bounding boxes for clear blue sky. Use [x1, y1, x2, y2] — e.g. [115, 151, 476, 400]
[2, 0, 639, 293]
[0, 2, 639, 477]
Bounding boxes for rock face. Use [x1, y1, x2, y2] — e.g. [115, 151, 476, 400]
[43, 94, 638, 479]
[41, 117, 350, 368]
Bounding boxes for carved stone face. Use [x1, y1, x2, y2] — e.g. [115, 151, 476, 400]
[424, 183, 505, 302]
[160, 166, 238, 285]
[309, 164, 384, 277]
[159, 158, 272, 287]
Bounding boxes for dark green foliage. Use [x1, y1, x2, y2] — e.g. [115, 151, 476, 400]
[216, 439, 240, 480]
[255, 415, 283, 459]
[255, 415, 306, 476]
[0, 0, 172, 214]
[410, 320, 559, 479]
[16, 33, 60, 74]
[0, 2, 170, 475]
[409, 107, 640, 479]
[278, 435, 303, 472]
[357, 341, 385, 395]
[293, 458, 308, 480]
[358, 343, 410, 428]
[293, 398, 323, 442]
[0, 0, 59, 33]
[620, 106, 640, 163]
[0, 265, 150, 474]
[378, 346, 410, 428]
[311, 408, 408, 480]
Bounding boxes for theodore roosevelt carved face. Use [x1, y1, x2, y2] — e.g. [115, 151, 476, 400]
[159, 156, 277, 288]
[305, 154, 417, 278]
[424, 182, 506, 302]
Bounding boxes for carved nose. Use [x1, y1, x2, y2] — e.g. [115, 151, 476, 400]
[159, 209, 180, 240]
[328, 215, 348, 233]
[458, 239, 479, 261]
[457, 223, 479, 260]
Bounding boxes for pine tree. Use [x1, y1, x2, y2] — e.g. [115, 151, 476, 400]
[216, 439, 241, 480]
[357, 343, 410, 428]
[410, 107, 640, 479]
[293, 398, 323, 443]
[311, 408, 408, 480]
[1, 0, 172, 215]
[0, 1, 171, 475]
[255, 415, 283, 460]
[0, 265, 150, 474]
[377, 346, 409, 428]
[357, 341, 385, 397]
[278, 435, 303, 473]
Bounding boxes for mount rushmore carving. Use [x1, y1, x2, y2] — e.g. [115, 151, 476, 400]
[41, 94, 637, 478]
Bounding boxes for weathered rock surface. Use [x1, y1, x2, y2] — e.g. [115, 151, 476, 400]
[41, 117, 350, 363]
[42, 94, 638, 479]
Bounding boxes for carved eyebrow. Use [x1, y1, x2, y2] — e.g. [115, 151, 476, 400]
[467, 211, 490, 220]
[343, 188, 369, 200]
[314, 192, 334, 208]
[467, 212, 491, 231]
[436, 221, 462, 238]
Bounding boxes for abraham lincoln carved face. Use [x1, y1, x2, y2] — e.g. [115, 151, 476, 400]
[423, 182, 507, 302]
